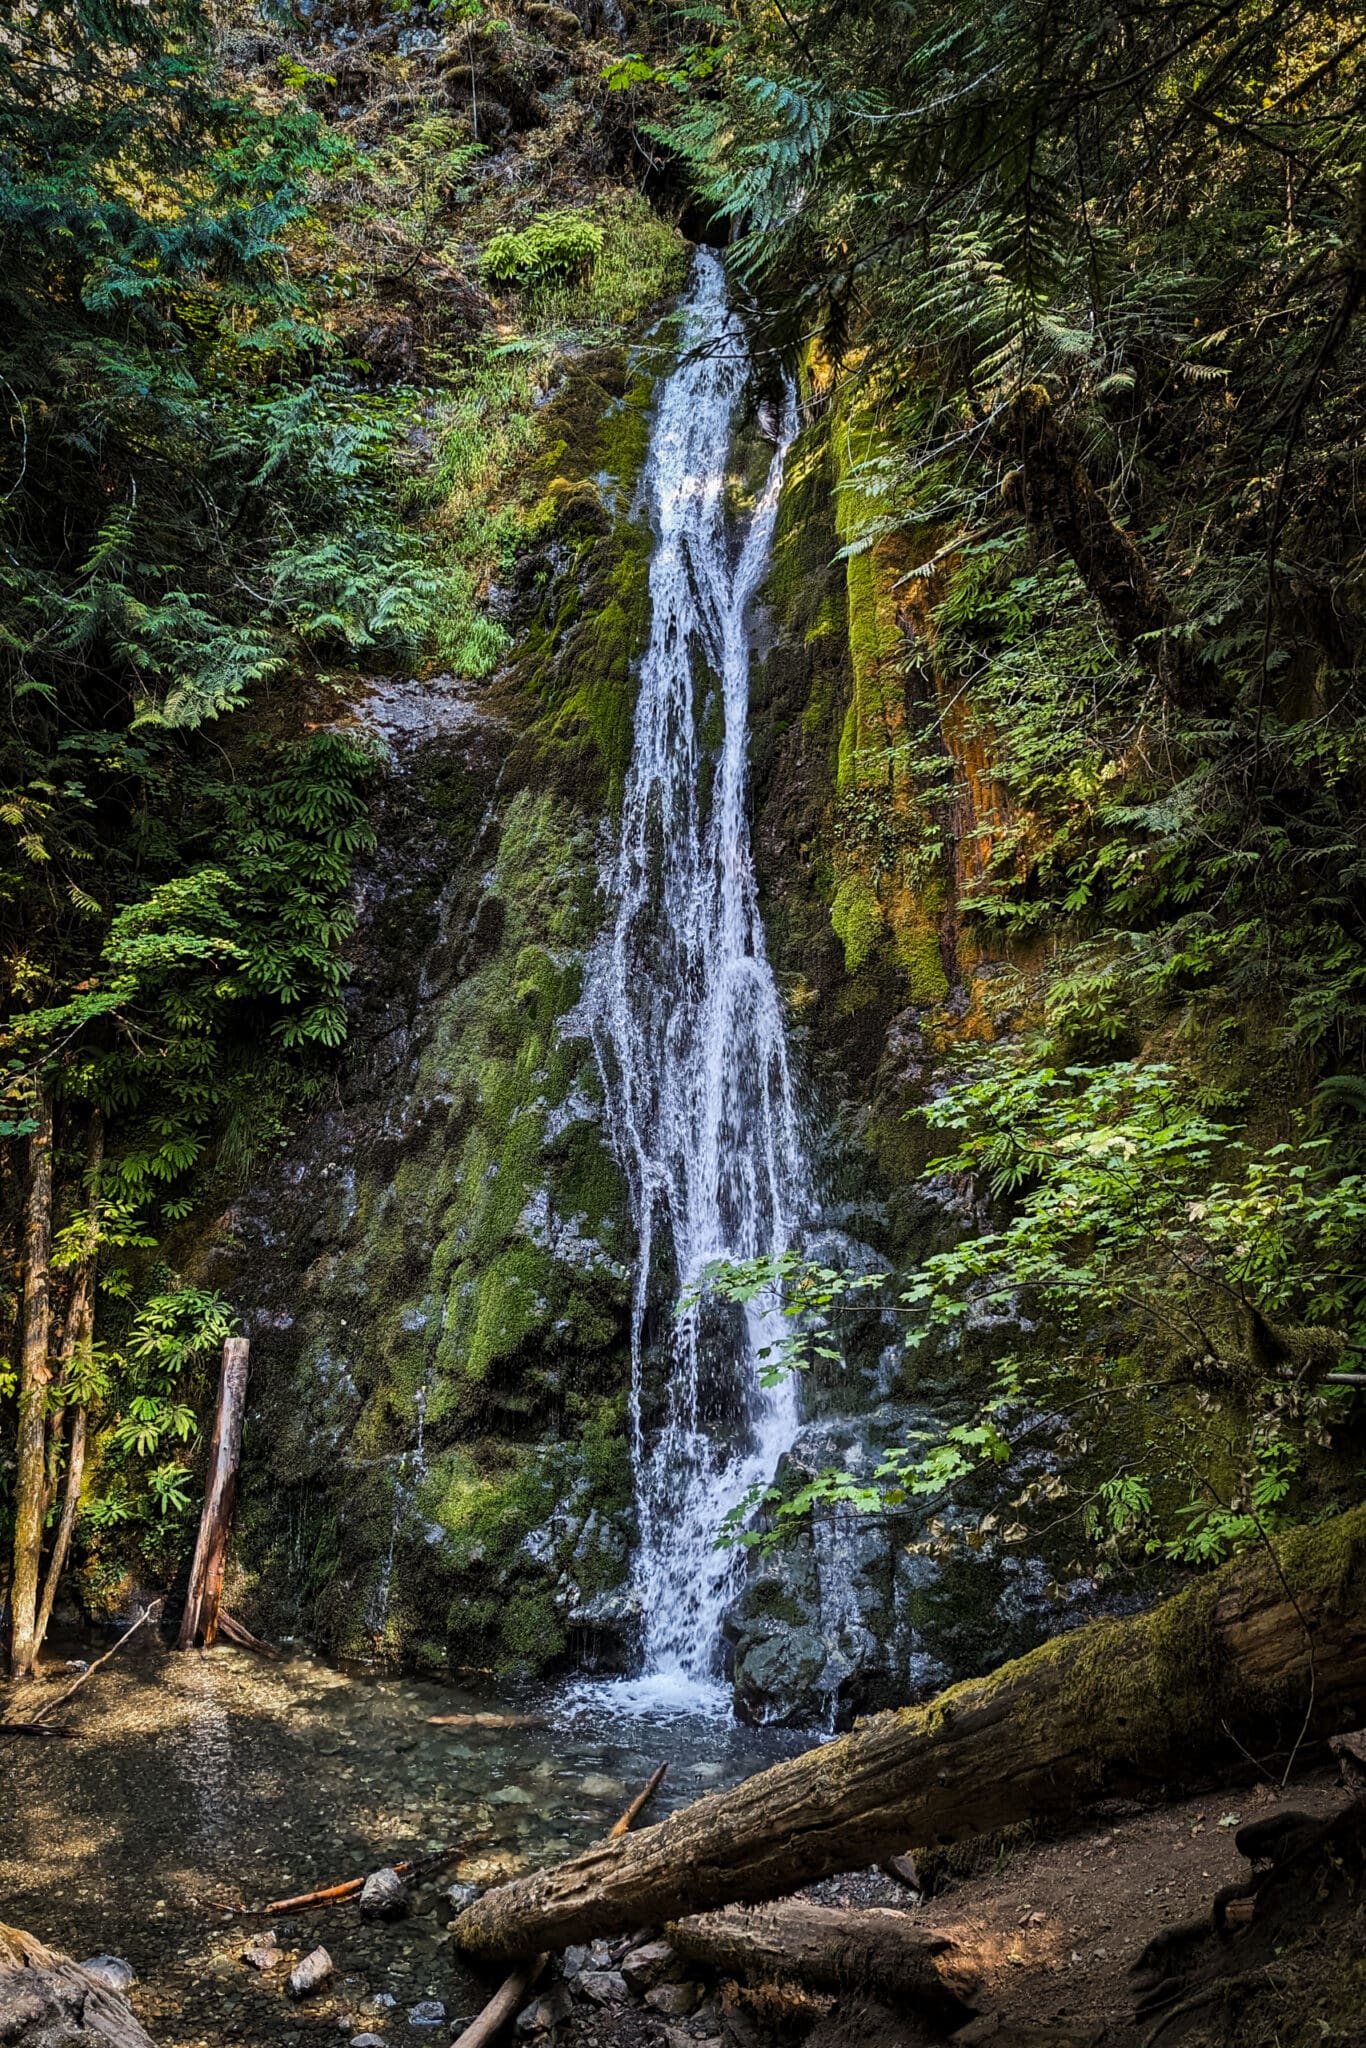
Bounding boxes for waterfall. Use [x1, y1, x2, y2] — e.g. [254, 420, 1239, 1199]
[581, 250, 810, 1709]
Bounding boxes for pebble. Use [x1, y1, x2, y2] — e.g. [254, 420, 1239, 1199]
[79, 1956, 136, 1993]
[241, 1935, 283, 1972]
[289, 1947, 335, 1999]
[407, 2000, 445, 2026]
[367, 1993, 398, 2011]
[351, 2036, 387, 2046]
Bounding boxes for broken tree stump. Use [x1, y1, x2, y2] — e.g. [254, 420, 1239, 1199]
[668, 1902, 977, 2024]
[449, 1504, 1366, 1962]
[178, 1336, 249, 1650]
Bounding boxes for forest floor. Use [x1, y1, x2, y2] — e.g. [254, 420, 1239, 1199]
[1, 1637, 1363, 2048]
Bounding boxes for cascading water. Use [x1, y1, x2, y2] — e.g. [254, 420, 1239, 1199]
[580, 249, 811, 1710]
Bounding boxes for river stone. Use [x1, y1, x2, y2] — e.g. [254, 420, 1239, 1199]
[366, 1992, 398, 2010]
[359, 1867, 408, 1922]
[240, 1933, 281, 1971]
[516, 1984, 573, 2033]
[559, 1946, 587, 1980]
[406, 2000, 445, 2026]
[351, 2036, 387, 2046]
[575, 1971, 629, 2006]
[78, 1956, 137, 1993]
[620, 1941, 679, 1994]
[289, 1947, 334, 1998]
[490, 1785, 534, 1807]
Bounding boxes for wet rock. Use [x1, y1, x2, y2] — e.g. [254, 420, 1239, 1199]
[359, 1867, 409, 1922]
[289, 1947, 335, 1998]
[490, 1785, 535, 1807]
[407, 2000, 445, 2027]
[559, 1946, 588, 1980]
[575, 1971, 629, 2006]
[351, 2036, 387, 2046]
[366, 1992, 398, 2011]
[77, 1956, 136, 1993]
[443, 1882, 480, 1917]
[620, 1941, 679, 1994]
[645, 1983, 700, 2017]
[240, 1932, 282, 1971]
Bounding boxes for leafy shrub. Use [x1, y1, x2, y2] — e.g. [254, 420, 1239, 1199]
[481, 210, 604, 288]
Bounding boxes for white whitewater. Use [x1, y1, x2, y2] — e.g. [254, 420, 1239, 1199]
[580, 250, 809, 1713]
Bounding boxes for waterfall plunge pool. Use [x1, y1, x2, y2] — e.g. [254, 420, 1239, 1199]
[0, 1628, 813, 2046]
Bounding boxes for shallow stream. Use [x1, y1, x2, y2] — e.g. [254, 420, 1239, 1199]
[0, 1631, 809, 2046]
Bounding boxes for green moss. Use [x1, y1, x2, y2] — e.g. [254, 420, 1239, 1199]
[830, 872, 886, 974]
[499, 1589, 568, 1669]
[896, 921, 950, 1005]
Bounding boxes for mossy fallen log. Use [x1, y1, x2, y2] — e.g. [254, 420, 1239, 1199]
[451, 1505, 1366, 1962]
[667, 1902, 977, 2023]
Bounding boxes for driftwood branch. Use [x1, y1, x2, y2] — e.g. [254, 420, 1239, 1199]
[451, 1505, 1366, 1962]
[260, 1844, 462, 1916]
[609, 1761, 667, 1836]
[449, 1958, 547, 2048]
[27, 1603, 161, 1726]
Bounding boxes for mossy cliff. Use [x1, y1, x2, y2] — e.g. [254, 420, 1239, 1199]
[194, 326, 674, 1678]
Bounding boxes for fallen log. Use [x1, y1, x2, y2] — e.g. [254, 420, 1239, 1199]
[177, 1336, 249, 1651]
[0, 1721, 77, 1738]
[427, 1712, 547, 1729]
[668, 1902, 976, 2025]
[450, 1504, 1366, 1962]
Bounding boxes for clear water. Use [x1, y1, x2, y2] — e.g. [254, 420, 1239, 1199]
[0, 1632, 810, 2047]
[579, 250, 811, 1706]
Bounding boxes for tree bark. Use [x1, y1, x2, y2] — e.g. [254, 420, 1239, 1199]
[33, 1112, 102, 1660]
[451, 1505, 1366, 1962]
[668, 1902, 976, 2022]
[177, 1336, 250, 1650]
[9, 1089, 54, 1679]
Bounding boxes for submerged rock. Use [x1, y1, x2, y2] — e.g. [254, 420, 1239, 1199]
[406, 1999, 445, 2027]
[288, 1948, 334, 1999]
[359, 1866, 409, 1922]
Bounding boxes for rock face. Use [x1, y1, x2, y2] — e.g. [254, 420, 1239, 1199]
[724, 1413, 1110, 1727]
[0, 1924, 155, 2048]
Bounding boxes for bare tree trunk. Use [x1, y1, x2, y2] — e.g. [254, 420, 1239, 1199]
[9, 1089, 54, 1679]
[177, 1336, 250, 1649]
[450, 1504, 1366, 1962]
[33, 1113, 103, 1660]
[668, 1902, 976, 2022]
